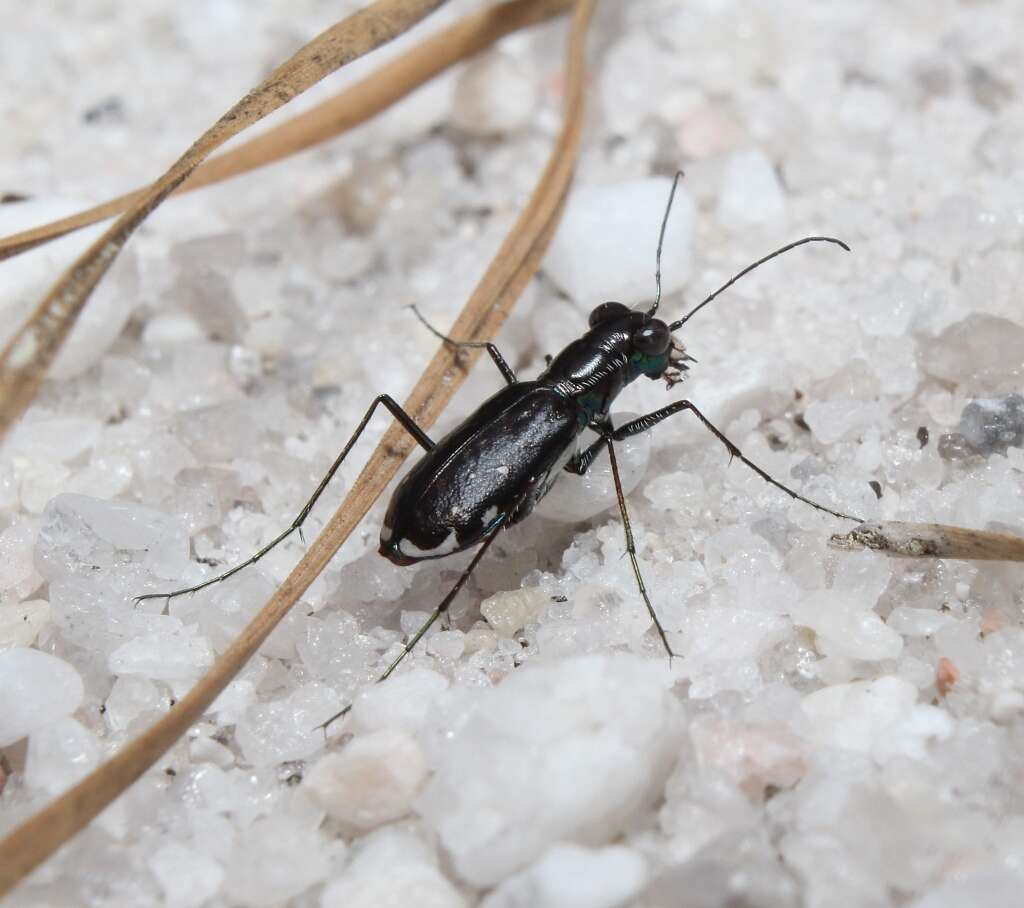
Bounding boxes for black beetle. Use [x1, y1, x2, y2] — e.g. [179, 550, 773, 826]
[139, 173, 858, 717]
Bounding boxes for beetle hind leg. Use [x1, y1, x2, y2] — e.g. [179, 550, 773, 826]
[408, 304, 516, 385]
[134, 394, 435, 606]
[317, 521, 504, 732]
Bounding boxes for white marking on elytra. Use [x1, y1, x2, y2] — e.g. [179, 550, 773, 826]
[380, 523, 393, 543]
[398, 528, 461, 559]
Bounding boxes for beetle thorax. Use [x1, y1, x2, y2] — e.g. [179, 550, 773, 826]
[539, 308, 690, 413]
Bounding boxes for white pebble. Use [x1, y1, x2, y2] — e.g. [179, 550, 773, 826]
[463, 625, 498, 655]
[855, 274, 929, 338]
[104, 674, 165, 731]
[481, 842, 648, 908]
[426, 629, 466, 663]
[372, 70, 454, 142]
[989, 688, 1024, 723]
[108, 618, 213, 683]
[690, 716, 807, 798]
[18, 461, 71, 515]
[481, 588, 548, 637]
[804, 399, 885, 446]
[0, 599, 50, 650]
[235, 682, 341, 765]
[0, 648, 84, 746]
[141, 311, 206, 346]
[791, 591, 903, 662]
[321, 827, 464, 908]
[909, 869, 1024, 908]
[316, 235, 375, 283]
[801, 676, 952, 760]
[416, 654, 681, 886]
[223, 815, 330, 908]
[6, 416, 102, 463]
[600, 32, 680, 135]
[831, 551, 893, 603]
[838, 84, 897, 134]
[304, 729, 428, 830]
[148, 842, 225, 908]
[677, 104, 745, 158]
[322, 863, 466, 908]
[544, 178, 695, 306]
[451, 52, 536, 136]
[675, 605, 789, 699]
[209, 677, 257, 726]
[923, 313, 1024, 392]
[25, 716, 101, 794]
[887, 607, 954, 638]
[349, 668, 449, 735]
[715, 149, 786, 232]
[36, 493, 190, 582]
[189, 735, 235, 768]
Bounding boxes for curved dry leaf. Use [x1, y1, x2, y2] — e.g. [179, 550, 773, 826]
[0, 0, 595, 895]
[0, 0, 572, 261]
[0, 0, 449, 443]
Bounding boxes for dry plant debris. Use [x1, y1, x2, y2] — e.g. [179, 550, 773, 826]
[830, 520, 1024, 562]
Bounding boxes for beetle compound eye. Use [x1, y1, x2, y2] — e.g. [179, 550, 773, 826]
[633, 321, 671, 355]
[589, 301, 630, 327]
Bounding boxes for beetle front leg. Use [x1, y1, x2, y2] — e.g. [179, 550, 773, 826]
[563, 415, 615, 476]
[606, 400, 862, 523]
[564, 435, 607, 475]
[604, 436, 676, 660]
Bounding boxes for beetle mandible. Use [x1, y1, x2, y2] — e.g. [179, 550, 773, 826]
[139, 172, 860, 719]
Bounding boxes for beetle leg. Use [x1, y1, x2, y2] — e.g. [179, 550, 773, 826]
[409, 304, 516, 385]
[564, 436, 607, 475]
[563, 415, 617, 476]
[134, 394, 435, 605]
[607, 400, 862, 523]
[317, 521, 504, 732]
[605, 436, 676, 661]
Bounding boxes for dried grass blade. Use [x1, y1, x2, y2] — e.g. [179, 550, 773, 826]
[0, 0, 449, 442]
[830, 520, 1024, 561]
[0, 0, 595, 895]
[0, 0, 572, 261]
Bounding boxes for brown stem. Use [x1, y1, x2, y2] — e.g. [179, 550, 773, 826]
[830, 521, 1024, 561]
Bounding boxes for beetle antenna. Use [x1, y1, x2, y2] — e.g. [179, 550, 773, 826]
[648, 170, 685, 319]
[668, 236, 850, 331]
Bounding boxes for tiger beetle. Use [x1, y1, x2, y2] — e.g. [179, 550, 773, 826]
[137, 172, 861, 725]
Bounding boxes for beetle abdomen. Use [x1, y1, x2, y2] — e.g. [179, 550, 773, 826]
[380, 383, 579, 565]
